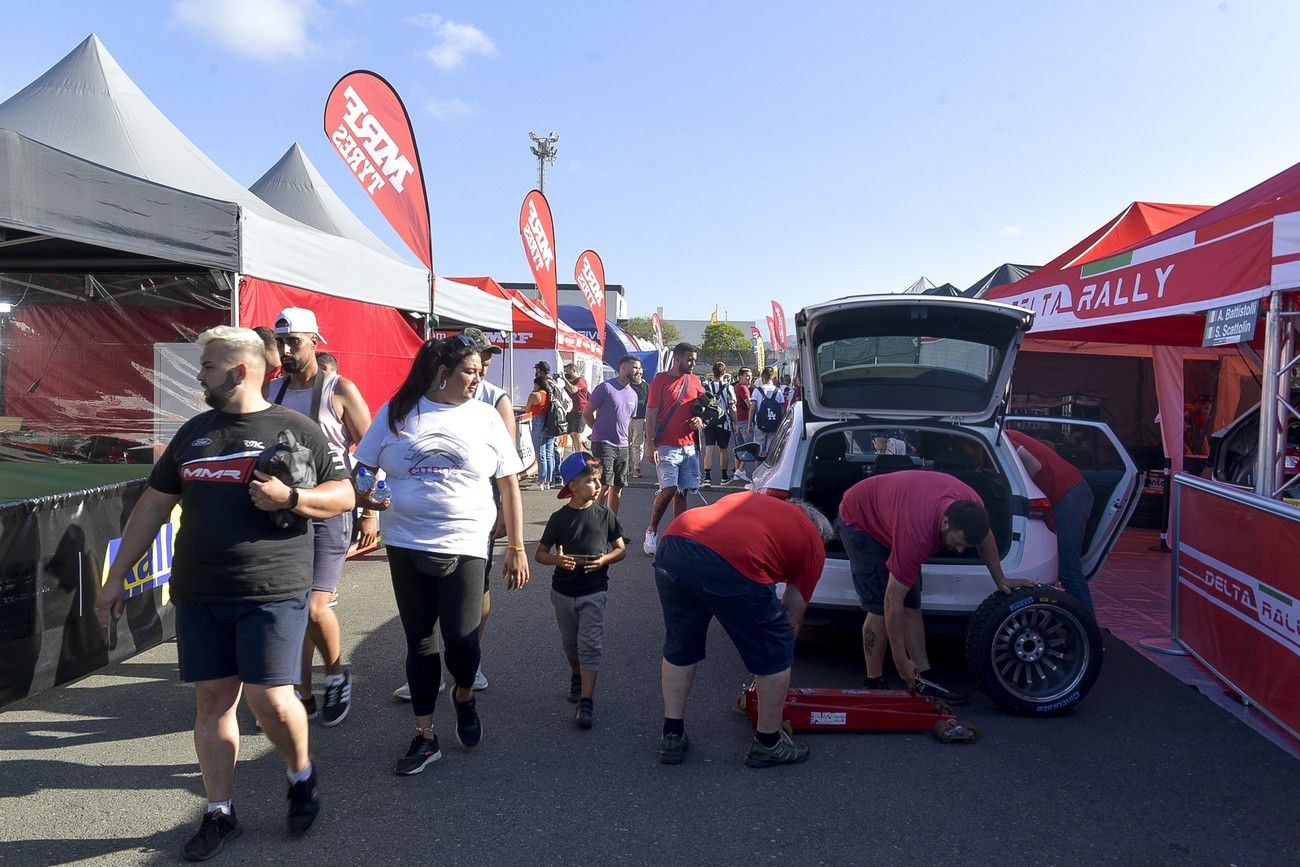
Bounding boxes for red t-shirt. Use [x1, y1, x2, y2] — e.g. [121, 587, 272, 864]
[646, 372, 705, 446]
[664, 492, 827, 601]
[734, 383, 752, 422]
[838, 471, 983, 587]
[1006, 430, 1083, 504]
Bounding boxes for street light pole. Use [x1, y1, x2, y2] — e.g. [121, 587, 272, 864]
[528, 131, 560, 193]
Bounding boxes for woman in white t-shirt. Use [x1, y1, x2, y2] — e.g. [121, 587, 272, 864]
[353, 335, 528, 775]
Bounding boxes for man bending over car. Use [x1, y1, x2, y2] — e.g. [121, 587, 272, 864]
[835, 470, 1031, 704]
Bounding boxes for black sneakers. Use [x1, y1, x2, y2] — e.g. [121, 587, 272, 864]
[285, 766, 320, 837]
[575, 698, 593, 729]
[659, 732, 690, 764]
[182, 809, 241, 861]
[567, 673, 582, 703]
[914, 671, 970, 706]
[453, 694, 482, 748]
[321, 671, 352, 727]
[393, 732, 442, 776]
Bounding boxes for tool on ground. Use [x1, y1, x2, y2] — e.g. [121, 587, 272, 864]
[736, 681, 979, 744]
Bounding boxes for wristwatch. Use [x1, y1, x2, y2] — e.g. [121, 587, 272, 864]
[286, 488, 300, 511]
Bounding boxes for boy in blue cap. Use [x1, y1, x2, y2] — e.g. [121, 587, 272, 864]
[534, 452, 627, 729]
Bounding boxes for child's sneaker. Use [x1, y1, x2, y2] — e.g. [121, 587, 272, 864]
[575, 698, 593, 729]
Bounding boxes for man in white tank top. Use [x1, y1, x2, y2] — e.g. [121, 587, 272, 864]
[271, 307, 375, 728]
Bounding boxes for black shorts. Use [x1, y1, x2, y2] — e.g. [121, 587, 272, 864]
[836, 517, 921, 615]
[653, 536, 794, 676]
[703, 426, 731, 448]
[567, 411, 585, 434]
[593, 441, 629, 488]
[174, 592, 309, 685]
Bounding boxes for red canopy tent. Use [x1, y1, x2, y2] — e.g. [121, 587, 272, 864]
[450, 276, 602, 357]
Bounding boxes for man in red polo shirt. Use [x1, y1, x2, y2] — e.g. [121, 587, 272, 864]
[836, 470, 1027, 703]
[653, 491, 832, 768]
[1007, 430, 1095, 616]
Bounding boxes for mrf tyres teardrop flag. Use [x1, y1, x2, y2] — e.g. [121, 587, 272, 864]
[520, 190, 559, 323]
[325, 71, 432, 270]
[574, 250, 606, 353]
[765, 315, 777, 356]
[651, 312, 664, 350]
[771, 300, 788, 350]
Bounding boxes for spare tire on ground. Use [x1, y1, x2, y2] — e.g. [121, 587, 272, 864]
[964, 586, 1103, 716]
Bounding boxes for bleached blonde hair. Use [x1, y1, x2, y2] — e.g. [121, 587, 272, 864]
[196, 326, 268, 371]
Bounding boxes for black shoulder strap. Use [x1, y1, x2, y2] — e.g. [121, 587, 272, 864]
[272, 371, 326, 424]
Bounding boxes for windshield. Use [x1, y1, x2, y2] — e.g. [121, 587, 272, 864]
[815, 334, 1003, 415]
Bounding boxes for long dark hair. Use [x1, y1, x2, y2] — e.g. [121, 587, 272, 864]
[387, 336, 480, 434]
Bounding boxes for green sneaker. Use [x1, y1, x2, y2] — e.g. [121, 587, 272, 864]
[744, 730, 810, 768]
[659, 732, 689, 765]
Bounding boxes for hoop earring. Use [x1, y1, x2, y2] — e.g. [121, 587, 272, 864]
[437, 379, 447, 391]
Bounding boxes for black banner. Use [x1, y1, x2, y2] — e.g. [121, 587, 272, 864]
[0, 481, 175, 709]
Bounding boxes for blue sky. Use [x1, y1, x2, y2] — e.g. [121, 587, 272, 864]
[3, 1, 1299, 327]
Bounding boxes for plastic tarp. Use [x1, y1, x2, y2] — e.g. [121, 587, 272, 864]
[965, 263, 1037, 298]
[0, 35, 427, 312]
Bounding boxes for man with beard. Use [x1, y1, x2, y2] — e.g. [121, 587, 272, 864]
[584, 354, 643, 515]
[269, 307, 375, 727]
[641, 343, 705, 555]
[95, 326, 353, 860]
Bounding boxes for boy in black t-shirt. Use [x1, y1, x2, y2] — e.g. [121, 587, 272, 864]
[535, 452, 626, 729]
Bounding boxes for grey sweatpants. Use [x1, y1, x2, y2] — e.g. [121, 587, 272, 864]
[550, 589, 608, 671]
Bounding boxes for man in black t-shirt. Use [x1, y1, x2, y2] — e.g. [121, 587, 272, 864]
[629, 372, 650, 479]
[535, 453, 627, 729]
[96, 326, 353, 861]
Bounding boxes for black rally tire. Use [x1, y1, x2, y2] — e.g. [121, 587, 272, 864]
[964, 586, 1104, 716]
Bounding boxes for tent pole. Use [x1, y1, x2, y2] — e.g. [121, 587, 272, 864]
[229, 271, 241, 327]
[1256, 290, 1283, 497]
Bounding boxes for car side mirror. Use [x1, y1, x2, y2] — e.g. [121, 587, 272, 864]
[734, 443, 762, 463]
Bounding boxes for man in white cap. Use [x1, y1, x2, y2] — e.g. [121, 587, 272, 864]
[270, 307, 376, 727]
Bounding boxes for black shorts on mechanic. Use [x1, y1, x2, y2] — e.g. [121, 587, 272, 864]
[653, 535, 794, 676]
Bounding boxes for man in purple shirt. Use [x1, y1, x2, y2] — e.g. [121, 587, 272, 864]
[584, 355, 643, 515]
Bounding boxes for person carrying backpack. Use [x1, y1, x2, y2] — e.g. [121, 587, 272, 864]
[740, 367, 785, 485]
[700, 362, 737, 488]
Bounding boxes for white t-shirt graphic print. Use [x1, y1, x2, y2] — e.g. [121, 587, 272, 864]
[355, 397, 523, 557]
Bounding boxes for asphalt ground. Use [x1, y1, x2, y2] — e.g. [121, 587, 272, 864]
[1, 480, 1297, 865]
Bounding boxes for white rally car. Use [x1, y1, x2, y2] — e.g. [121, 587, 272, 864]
[744, 295, 1142, 714]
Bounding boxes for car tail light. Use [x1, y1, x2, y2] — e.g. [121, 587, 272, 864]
[761, 487, 790, 500]
[1028, 497, 1052, 521]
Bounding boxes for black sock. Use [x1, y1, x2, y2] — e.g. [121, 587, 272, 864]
[756, 730, 781, 748]
[663, 717, 685, 737]
[579, 697, 593, 708]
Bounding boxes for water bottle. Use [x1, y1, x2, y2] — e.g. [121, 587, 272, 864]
[354, 466, 374, 495]
[372, 479, 392, 507]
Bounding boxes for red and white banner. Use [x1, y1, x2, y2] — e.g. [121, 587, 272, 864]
[651, 312, 664, 350]
[324, 71, 432, 271]
[765, 315, 777, 354]
[574, 250, 606, 354]
[520, 191, 558, 332]
[771, 300, 788, 349]
[1174, 477, 1300, 738]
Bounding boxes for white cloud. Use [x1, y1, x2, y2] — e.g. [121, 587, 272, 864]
[169, 0, 323, 61]
[409, 13, 498, 69]
[1000, 225, 1023, 238]
[425, 97, 475, 121]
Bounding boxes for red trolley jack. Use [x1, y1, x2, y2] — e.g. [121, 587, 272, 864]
[736, 682, 979, 744]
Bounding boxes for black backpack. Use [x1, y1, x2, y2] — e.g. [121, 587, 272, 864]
[755, 386, 784, 433]
[543, 383, 570, 437]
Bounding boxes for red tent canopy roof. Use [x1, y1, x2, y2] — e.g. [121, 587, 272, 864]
[1037, 202, 1211, 272]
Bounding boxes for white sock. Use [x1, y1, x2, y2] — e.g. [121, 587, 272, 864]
[207, 800, 232, 816]
[287, 762, 313, 785]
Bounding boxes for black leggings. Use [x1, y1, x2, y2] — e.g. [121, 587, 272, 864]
[386, 546, 486, 717]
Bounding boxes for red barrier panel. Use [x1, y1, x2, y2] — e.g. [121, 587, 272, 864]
[1173, 475, 1300, 739]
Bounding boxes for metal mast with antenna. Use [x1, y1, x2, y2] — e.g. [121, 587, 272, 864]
[528, 131, 560, 192]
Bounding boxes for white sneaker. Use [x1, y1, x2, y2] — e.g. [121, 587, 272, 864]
[473, 667, 489, 691]
[393, 679, 445, 702]
[643, 529, 658, 556]
[733, 469, 751, 483]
